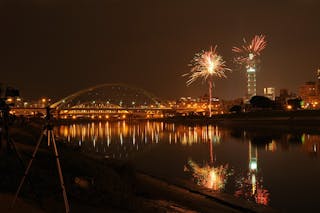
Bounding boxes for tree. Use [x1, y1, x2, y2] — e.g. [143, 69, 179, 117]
[249, 96, 273, 109]
[229, 105, 242, 113]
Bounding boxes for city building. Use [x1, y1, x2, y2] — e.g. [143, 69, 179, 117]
[263, 87, 275, 100]
[175, 96, 222, 115]
[299, 81, 319, 109]
[274, 88, 298, 110]
[246, 65, 257, 100]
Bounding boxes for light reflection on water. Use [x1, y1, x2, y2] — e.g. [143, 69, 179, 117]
[55, 121, 320, 211]
[57, 121, 222, 156]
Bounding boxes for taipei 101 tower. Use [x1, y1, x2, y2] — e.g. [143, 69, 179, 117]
[232, 35, 267, 101]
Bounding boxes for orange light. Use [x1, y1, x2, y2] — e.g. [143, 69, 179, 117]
[286, 105, 292, 110]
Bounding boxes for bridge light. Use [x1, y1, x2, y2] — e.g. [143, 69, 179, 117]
[91, 115, 95, 119]
[72, 115, 76, 119]
[122, 115, 126, 119]
[105, 115, 109, 119]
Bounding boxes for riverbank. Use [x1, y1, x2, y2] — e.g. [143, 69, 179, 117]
[0, 119, 276, 212]
[158, 110, 320, 127]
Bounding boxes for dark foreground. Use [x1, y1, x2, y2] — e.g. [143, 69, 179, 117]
[0, 119, 275, 212]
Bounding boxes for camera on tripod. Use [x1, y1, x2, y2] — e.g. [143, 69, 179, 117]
[0, 86, 20, 110]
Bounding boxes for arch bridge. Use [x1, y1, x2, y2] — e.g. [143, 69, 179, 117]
[50, 83, 172, 119]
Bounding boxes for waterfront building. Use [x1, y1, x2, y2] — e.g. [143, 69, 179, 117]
[175, 96, 222, 115]
[263, 87, 275, 100]
[299, 81, 319, 109]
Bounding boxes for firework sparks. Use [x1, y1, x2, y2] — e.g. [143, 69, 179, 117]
[232, 35, 267, 65]
[184, 159, 231, 191]
[235, 173, 270, 206]
[183, 46, 230, 116]
[184, 46, 230, 86]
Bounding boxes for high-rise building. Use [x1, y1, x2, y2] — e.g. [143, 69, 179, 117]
[247, 68, 256, 98]
[264, 87, 275, 100]
[246, 54, 256, 99]
[299, 81, 316, 98]
[299, 81, 319, 108]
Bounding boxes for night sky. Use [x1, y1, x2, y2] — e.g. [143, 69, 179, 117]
[1, 0, 320, 101]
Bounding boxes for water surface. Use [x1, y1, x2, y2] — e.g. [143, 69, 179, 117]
[55, 121, 320, 212]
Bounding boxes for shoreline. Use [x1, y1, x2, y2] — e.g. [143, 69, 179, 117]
[51, 110, 320, 127]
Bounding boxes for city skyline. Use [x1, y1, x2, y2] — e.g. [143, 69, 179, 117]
[1, 0, 320, 100]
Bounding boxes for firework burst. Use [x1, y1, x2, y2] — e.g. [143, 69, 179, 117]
[184, 159, 231, 191]
[232, 35, 267, 65]
[184, 46, 231, 86]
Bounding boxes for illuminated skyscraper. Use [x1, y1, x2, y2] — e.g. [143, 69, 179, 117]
[232, 35, 267, 101]
[246, 53, 257, 99]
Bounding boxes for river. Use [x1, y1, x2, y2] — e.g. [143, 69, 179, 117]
[55, 121, 320, 212]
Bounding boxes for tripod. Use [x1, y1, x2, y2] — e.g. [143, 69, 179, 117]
[12, 107, 70, 213]
[0, 99, 16, 153]
[0, 99, 45, 210]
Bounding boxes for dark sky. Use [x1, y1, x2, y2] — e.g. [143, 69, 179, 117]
[1, 0, 320, 101]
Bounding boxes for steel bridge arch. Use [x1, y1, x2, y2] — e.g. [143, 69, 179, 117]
[51, 83, 161, 109]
